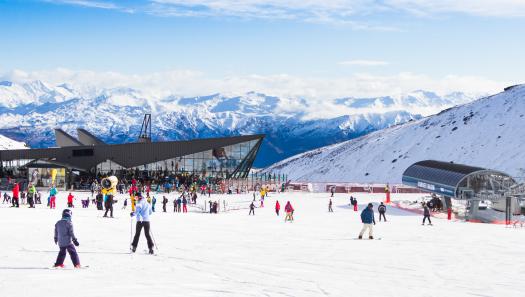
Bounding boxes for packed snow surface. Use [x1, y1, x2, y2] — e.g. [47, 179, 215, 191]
[0, 134, 27, 150]
[1, 191, 523, 297]
[264, 84, 525, 183]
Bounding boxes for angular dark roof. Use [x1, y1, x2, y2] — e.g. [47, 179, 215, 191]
[54, 129, 82, 147]
[77, 128, 106, 145]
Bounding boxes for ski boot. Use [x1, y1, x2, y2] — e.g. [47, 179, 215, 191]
[369, 236, 374, 240]
[131, 246, 136, 253]
[74, 264, 82, 269]
[148, 248, 154, 255]
[53, 264, 64, 268]
[358, 235, 363, 239]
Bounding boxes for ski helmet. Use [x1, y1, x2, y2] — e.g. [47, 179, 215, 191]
[62, 209, 72, 218]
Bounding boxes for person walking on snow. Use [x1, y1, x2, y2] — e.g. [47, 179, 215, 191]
[162, 196, 168, 212]
[330, 187, 335, 197]
[12, 182, 20, 208]
[182, 196, 188, 213]
[49, 186, 58, 209]
[351, 197, 358, 212]
[130, 193, 155, 254]
[275, 200, 280, 216]
[27, 184, 36, 208]
[284, 201, 294, 222]
[152, 196, 157, 212]
[378, 202, 387, 222]
[249, 202, 255, 215]
[328, 199, 333, 212]
[67, 192, 74, 208]
[53, 209, 81, 268]
[422, 203, 432, 225]
[103, 194, 114, 218]
[358, 203, 376, 239]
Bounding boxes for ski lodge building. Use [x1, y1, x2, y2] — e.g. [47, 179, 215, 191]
[0, 127, 264, 190]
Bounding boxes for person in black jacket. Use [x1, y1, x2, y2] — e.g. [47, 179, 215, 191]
[328, 199, 333, 212]
[162, 196, 168, 212]
[422, 203, 432, 225]
[378, 202, 387, 222]
[96, 191, 104, 210]
[249, 202, 255, 215]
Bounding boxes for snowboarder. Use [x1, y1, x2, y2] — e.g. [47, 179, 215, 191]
[275, 200, 280, 216]
[378, 202, 387, 222]
[358, 203, 376, 239]
[103, 194, 114, 218]
[249, 202, 255, 215]
[162, 196, 168, 212]
[130, 193, 154, 254]
[422, 203, 432, 225]
[53, 209, 81, 268]
[328, 199, 333, 212]
[284, 201, 294, 222]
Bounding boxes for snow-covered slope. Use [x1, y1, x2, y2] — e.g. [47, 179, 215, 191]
[0, 134, 27, 150]
[0, 80, 476, 166]
[264, 84, 525, 183]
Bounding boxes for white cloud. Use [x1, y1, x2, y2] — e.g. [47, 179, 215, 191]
[340, 60, 389, 66]
[385, 0, 525, 17]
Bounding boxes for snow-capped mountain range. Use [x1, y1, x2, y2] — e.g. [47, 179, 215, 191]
[0, 80, 477, 167]
[264, 84, 525, 182]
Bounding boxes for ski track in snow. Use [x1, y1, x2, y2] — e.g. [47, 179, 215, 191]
[0, 191, 523, 297]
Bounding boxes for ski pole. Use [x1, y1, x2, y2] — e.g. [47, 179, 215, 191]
[149, 225, 159, 251]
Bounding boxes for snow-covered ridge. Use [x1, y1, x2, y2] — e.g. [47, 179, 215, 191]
[0, 80, 478, 166]
[263, 84, 525, 183]
[0, 134, 28, 150]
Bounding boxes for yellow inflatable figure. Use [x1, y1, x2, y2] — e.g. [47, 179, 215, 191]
[101, 176, 118, 196]
[130, 194, 136, 212]
[50, 168, 57, 185]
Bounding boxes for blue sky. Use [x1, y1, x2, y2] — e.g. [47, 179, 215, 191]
[1, 0, 524, 98]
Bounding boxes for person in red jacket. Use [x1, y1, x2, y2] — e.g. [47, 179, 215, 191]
[67, 193, 75, 208]
[284, 201, 294, 222]
[12, 182, 20, 208]
[275, 200, 280, 216]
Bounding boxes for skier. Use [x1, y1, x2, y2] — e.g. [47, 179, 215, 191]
[275, 200, 280, 216]
[378, 202, 387, 222]
[162, 196, 168, 212]
[249, 201, 255, 215]
[358, 203, 376, 239]
[53, 209, 81, 268]
[260, 196, 264, 208]
[12, 182, 20, 208]
[49, 185, 58, 209]
[328, 199, 333, 212]
[422, 203, 432, 225]
[67, 192, 74, 208]
[103, 194, 114, 218]
[284, 201, 294, 222]
[122, 197, 128, 210]
[130, 193, 155, 254]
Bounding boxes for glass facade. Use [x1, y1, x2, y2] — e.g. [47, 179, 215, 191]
[132, 139, 260, 178]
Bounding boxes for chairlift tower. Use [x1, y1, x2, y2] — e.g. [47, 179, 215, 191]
[138, 114, 152, 143]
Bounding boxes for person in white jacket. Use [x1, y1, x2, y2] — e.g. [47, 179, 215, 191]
[130, 193, 154, 254]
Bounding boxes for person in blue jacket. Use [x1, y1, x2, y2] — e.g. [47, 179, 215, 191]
[130, 193, 155, 254]
[358, 203, 376, 239]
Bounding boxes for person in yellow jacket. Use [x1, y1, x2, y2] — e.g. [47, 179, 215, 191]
[131, 193, 137, 212]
